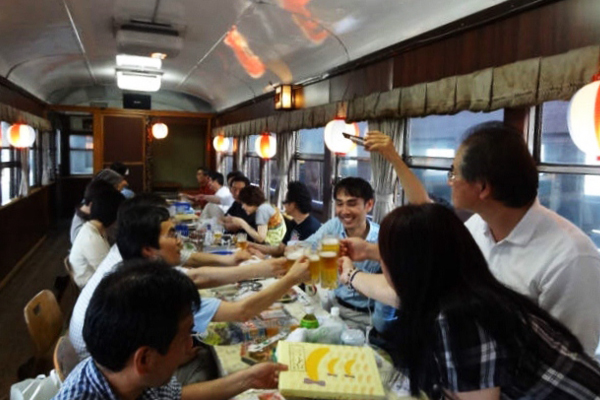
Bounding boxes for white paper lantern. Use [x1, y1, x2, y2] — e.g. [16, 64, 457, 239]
[213, 135, 231, 152]
[255, 133, 277, 159]
[152, 122, 168, 139]
[324, 118, 359, 155]
[8, 123, 36, 148]
[568, 81, 600, 157]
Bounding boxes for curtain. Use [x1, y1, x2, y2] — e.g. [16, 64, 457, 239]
[18, 148, 29, 197]
[41, 132, 51, 185]
[367, 119, 404, 223]
[213, 45, 599, 135]
[235, 136, 247, 176]
[274, 131, 297, 208]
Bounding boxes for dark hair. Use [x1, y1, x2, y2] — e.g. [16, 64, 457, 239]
[285, 181, 313, 213]
[378, 204, 582, 397]
[116, 193, 168, 226]
[227, 171, 243, 183]
[82, 179, 116, 205]
[109, 161, 128, 177]
[93, 169, 125, 189]
[209, 171, 224, 186]
[196, 166, 209, 174]
[238, 185, 265, 207]
[231, 175, 250, 187]
[333, 177, 374, 202]
[89, 189, 125, 227]
[460, 121, 538, 208]
[117, 206, 170, 260]
[83, 259, 200, 372]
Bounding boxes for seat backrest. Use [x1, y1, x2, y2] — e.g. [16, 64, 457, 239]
[24, 290, 64, 356]
[53, 335, 80, 382]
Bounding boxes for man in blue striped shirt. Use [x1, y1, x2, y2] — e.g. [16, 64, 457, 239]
[54, 259, 286, 400]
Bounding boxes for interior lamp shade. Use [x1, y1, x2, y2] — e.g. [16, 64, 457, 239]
[117, 71, 161, 92]
[324, 118, 359, 155]
[152, 122, 168, 139]
[255, 133, 277, 159]
[213, 135, 230, 152]
[568, 81, 600, 157]
[8, 123, 36, 148]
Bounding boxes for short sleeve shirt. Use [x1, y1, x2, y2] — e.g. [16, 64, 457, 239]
[255, 203, 275, 225]
[53, 357, 182, 400]
[282, 215, 322, 244]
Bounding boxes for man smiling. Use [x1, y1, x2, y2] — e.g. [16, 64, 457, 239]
[302, 177, 397, 335]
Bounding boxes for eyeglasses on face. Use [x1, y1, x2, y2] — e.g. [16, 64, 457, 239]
[447, 164, 456, 181]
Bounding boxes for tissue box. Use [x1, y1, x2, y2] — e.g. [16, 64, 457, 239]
[277, 341, 385, 400]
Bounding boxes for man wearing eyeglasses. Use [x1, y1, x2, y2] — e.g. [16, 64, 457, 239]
[340, 125, 600, 357]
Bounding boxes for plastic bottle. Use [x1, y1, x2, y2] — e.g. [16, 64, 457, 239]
[300, 306, 319, 329]
[204, 224, 213, 248]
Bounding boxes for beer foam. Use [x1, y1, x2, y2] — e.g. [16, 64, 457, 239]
[308, 255, 320, 262]
[287, 251, 303, 260]
[321, 238, 339, 245]
[319, 251, 337, 258]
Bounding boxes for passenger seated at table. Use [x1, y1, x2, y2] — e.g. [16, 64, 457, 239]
[359, 203, 600, 399]
[249, 181, 321, 256]
[109, 161, 135, 199]
[222, 175, 257, 238]
[55, 259, 288, 400]
[180, 166, 215, 209]
[301, 177, 397, 336]
[69, 187, 124, 288]
[70, 201, 309, 385]
[229, 185, 287, 245]
[70, 168, 127, 244]
[226, 170, 243, 188]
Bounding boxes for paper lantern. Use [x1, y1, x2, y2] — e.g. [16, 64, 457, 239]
[8, 123, 36, 148]
[213, 135, 230, 152]
[255, 133, 276, 159]
[568, 81, 600, 157]
[324, 118, 359, 155]
[152, 122, 168, 139]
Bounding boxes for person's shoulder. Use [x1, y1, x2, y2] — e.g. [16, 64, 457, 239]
[55, 359, 104, 400]
[308, 214, 322, 228]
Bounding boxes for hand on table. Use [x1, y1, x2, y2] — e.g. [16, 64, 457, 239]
[247, 244, 267, 259]
[233, 249, 252, 263]
[246, 362, 288, 389]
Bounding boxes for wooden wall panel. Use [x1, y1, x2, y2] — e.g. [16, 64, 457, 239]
[102, 116, 145, 162]
[0, 78, 46, 117]
[57, 177, 91, 218]
[0, 185, 53, 283]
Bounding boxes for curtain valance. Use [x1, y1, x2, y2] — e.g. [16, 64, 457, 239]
[0, 103, 51, 131]
[213, 45, 599, 136]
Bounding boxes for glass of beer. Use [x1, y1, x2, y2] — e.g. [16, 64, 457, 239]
[319, 236, 339, 289]
[213, 226, 223, 246]
[320, 235, 340, 254]
[285, 250, 303, 272]
[305, 246, 321, 284]
[236, 232, 248, 250]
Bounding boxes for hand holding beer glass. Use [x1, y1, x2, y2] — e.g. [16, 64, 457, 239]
[304, 245, 321, 285]
[319, 235, 340, 289]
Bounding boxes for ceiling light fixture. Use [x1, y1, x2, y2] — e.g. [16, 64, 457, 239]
[116, 70, 162, 92]
[274, 84, 302, 110]
[116, 54, 162, 70]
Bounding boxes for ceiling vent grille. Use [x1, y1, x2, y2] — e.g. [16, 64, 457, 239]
[115, 20, 183, 58]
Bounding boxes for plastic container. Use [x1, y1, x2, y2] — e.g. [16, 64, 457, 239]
[299, 306, 319, 329]
[341, 328, 366, 346]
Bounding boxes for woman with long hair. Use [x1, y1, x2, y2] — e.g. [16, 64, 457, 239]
[377, 203, 600, 399]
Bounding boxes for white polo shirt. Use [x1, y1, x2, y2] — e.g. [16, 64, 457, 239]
[214, 186, 234, 212]
[465, 200, 600, 355]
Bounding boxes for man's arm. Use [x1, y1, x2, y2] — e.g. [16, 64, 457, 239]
[182, 362, 287, 400]
[338, 256, 399, 307]
[538, 255, 600, 355]
[365, 131, 431, 204]
[212, 257, 310, 321]
[248, 242, 286, 257]
[234, 218, 268, 243]
[184, 250, 251, 267]
[185, 258, 287, 288]
[200, 194, 222, 204]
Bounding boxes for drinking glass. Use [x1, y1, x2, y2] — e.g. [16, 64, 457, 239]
[236, 232, 248, 250]
[319, 235, 340, 289]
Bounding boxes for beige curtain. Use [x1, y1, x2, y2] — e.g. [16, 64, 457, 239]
[0, 103, 51, 131]
[274, 131, 298, 209]
[367, 119, 404, 223]
[213, 45, 599, 134]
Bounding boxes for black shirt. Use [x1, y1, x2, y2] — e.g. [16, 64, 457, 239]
[226, 201, 257, 237]
[282, 214, 322, 244]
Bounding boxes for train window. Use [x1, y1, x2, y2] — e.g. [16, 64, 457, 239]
[539, 101, 600, 166]
[339, 122, 371, 182]
[222, 155, 234, 177]
[538, 172, 600, 248]
[69, 135, 93, 175]
[408, 110, 504, 158]
[246, 156, 261, 186]
[296, 127, 325, 210]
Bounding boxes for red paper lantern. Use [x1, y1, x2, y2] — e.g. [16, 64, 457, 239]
[213, 134, 231, 152]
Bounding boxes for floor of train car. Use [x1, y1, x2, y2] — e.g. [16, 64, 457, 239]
[0, 220, 72, 400]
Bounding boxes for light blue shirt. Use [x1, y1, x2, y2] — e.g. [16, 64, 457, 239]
[193, 297, 221, 333]
[303, 217, 397, 333]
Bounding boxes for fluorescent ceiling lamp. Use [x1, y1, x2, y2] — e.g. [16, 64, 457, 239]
[116, 54, 162, 70]
[116, 71, 161, 92]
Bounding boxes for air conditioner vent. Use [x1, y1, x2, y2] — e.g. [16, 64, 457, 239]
[115, 20, 184, 58]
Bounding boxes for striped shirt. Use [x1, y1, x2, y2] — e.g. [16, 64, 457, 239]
[434, 311, 600, 399]
[52, 358, 181, 400]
